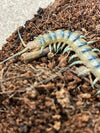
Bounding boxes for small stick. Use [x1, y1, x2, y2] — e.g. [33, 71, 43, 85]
[21, 47, 50, 63]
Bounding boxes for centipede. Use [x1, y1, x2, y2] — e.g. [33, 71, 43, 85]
[0, 29, 100, 88]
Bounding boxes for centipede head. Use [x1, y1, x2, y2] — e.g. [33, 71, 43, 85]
[27, 39, 40, 50]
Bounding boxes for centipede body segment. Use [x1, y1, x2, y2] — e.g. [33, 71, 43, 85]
[0, 29, 100, 87]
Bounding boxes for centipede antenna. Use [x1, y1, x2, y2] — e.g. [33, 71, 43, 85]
[0, 47, 28, 64]
[57, 42, 61, 51]
[18, 29, 26, 47]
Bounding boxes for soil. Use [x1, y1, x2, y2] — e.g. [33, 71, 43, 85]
[0, 0, 100, 132]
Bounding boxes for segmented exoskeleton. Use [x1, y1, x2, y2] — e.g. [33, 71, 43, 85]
[0, 29, 100, 88]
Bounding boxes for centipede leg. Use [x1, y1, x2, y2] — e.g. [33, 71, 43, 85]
[57, 42, 61, 52]
[60, 43, 66, 51]
[63, 47, 72, 54]
[49, 45, 52, 53]
[69, 61, 83, 67]
[92, 77, 99, 88]
[0, 47, 28, 64]
[53, 43, 57, 52]
[80, 35, 86, 39]
[68, 54, 78, 63]
[87, 41, 95, 44]
[18, 29, 27, 47]
[95, 90, 100, 95]
[92, 48, 100, 52]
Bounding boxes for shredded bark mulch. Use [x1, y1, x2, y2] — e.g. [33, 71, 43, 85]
[0, 0, 100, 132]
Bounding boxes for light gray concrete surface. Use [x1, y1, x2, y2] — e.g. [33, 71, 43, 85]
[0, 0, 54, 49]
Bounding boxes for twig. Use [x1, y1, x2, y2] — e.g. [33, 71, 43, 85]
[17, 66, 69, 93]
[21, 47, 50, 63]
[0, 66, 69, 95]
